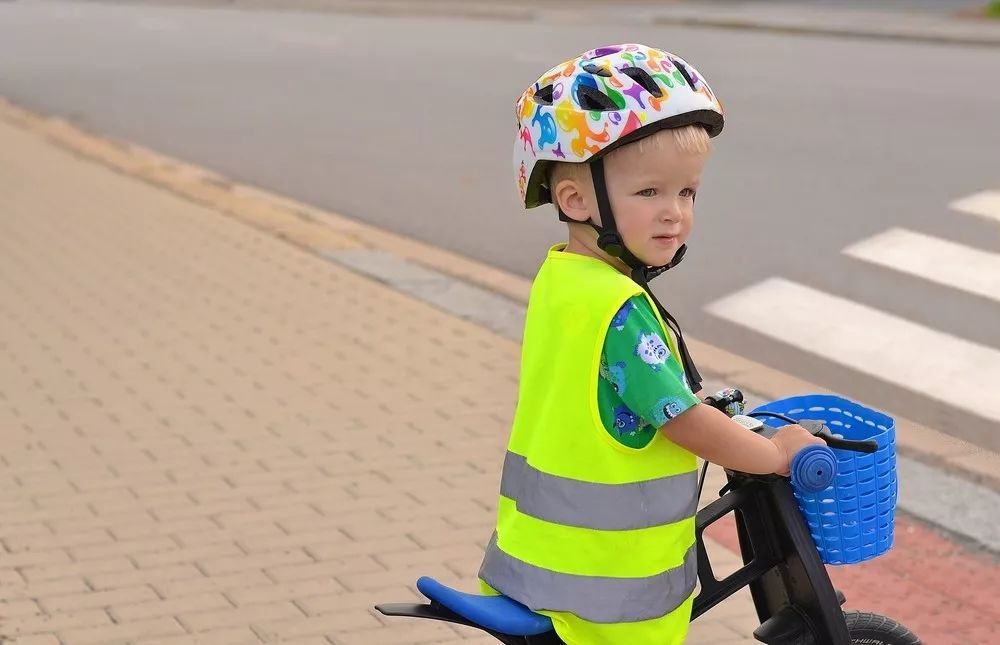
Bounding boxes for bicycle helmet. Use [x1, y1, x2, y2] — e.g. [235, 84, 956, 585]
[513, 43, 725, 393]
[515, 44, 723, 268]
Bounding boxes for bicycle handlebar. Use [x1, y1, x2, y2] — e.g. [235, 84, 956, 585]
[796, 420, 879, 454]
[818, 432, 878, 454]
[703, 389, 879, 455]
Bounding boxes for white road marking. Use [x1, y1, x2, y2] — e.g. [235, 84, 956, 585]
[843, 228, 1000, 304]
[950, 190, 1000, 224]
[706, 278, 1000, 423]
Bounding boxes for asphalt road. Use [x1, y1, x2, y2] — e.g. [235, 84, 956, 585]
[2, 0, 999, 449]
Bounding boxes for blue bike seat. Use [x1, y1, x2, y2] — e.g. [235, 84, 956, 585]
[416, 576, 553, 636]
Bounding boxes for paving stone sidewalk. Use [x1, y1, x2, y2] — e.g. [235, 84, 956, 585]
[0, 115, 760, 643]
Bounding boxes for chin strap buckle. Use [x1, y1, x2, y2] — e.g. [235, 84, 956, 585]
[645, 244, 687, 281]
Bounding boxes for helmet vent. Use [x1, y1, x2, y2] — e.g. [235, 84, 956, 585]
[670, 58, 697, 89]
[620, 66, 662, 98]
[533, 84, 555, 106]
[582, 62, 612, 77]
[576, 84, 617, 111]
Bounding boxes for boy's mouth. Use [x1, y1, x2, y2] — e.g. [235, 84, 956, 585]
[652, 234, 678, 245]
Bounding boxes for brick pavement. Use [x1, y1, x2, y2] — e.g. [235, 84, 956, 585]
[0, 115, 764, 644]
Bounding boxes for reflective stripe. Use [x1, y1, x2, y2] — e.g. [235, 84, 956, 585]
[479, 532, 698, 623]
[500, 451, 698, 531]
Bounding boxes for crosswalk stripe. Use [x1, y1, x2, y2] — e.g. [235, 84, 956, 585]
[949, 190, 1000, 223]
[843, 228, 1000, 304]
[706, 278, 1000, 424]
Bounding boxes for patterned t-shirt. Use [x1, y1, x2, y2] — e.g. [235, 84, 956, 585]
[597, 295, 700, 448]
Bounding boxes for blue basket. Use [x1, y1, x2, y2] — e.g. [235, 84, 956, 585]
[751, 394, 897, 565]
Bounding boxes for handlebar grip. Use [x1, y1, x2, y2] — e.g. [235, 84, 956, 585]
[790, 444, 837, 492]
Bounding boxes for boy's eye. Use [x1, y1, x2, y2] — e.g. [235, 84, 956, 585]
[636, 188, 657, 197]
[680, 188, 697, 199]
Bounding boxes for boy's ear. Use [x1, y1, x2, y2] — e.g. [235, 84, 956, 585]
[553, 178, 591, 223]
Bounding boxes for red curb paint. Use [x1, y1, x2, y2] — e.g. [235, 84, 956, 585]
[704, 512, 1000, 643]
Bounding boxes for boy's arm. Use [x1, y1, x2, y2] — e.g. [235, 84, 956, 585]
[600, 295, 823, 472]
[659, 403, 823, 475]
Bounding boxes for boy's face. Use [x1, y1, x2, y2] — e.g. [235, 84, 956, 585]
[600, 133, 709, 267]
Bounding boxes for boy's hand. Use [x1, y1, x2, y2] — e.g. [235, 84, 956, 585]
[769, 425, 827, 476]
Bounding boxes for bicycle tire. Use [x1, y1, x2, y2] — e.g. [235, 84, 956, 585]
[845, 611, 921, 645]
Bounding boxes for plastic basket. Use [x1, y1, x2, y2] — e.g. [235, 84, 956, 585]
[751, 394, 897, 565]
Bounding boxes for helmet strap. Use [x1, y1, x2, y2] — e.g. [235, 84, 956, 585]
[566, 157, 703, 393]
[587, 157, 688, 279]
[589, 157, 642, 269]
[629, 265, 704, 394]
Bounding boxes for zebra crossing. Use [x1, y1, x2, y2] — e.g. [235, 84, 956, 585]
[950, 190, 1000, 224]
[844, 228, 1000, 305]
[706, 190, 1000, 425]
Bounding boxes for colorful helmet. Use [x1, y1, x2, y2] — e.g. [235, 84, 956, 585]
[514, 43, 724, 209]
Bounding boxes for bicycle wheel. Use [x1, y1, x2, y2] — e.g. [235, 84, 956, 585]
[845, 611, 920, 645]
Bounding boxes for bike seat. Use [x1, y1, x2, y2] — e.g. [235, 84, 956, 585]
[416, 576, 553, 636]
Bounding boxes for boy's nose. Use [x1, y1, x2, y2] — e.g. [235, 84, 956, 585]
[659, 204, 682, 222]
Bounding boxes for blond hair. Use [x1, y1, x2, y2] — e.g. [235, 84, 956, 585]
[634, 123, 711, 155]
[547, 124, 711, 204]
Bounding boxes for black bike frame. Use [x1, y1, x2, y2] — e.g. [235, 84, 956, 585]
[693, 472, 851, 644]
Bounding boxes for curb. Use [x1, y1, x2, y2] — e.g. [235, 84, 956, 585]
[2, 96, 997, 491]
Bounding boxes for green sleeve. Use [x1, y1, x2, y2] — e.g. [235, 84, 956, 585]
[602, 296, 700, 429]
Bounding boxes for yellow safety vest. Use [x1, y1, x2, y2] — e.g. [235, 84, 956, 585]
[479, 245, 700, 645]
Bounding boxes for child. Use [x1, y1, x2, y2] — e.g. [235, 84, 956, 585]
[478, 44, 824, 645]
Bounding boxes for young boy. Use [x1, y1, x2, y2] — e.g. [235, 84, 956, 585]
[478, 44, 824, 645]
